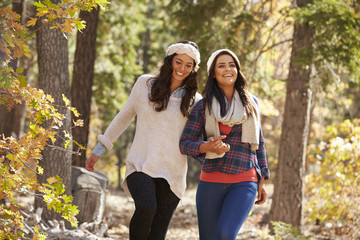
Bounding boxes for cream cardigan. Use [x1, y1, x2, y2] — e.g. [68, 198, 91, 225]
[97, 74, 202, 199]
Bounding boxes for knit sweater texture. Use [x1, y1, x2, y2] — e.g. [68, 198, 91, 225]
[97, 74, 202, 199]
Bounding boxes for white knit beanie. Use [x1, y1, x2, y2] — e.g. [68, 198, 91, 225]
[206, 49, 241, 73]
[166, 43, 201, 71]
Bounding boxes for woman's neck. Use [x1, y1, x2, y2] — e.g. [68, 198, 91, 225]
[170, 81, 183, 94]
[222, 87, 235, 104]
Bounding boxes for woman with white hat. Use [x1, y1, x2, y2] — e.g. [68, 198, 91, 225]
[86, 41, 202, 240]
[180, 49, 270, 240]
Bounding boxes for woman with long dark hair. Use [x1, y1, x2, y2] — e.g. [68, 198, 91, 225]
[180, 49, 270, 240]
[86, 41, 201, 240]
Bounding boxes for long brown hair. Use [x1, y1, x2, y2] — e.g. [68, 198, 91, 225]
[203, 51, 257, 118]
[148, 41, 199, 117]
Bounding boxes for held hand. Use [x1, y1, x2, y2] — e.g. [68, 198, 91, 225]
[85, 154, 99, 172]
[208, 136, 230, 155]
[255, 177, 267, 205]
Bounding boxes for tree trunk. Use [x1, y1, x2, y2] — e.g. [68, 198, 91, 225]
[71, 8, 100, 167]
[269, 0, 314, 232]
[140, 0, 153, 73]
[0, 0, 26, 138]
[34, 1, 72, 223]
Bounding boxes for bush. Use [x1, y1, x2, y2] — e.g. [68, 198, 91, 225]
[305, 119, 360, 225]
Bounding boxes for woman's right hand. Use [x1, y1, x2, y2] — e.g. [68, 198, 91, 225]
[255, 176, 267, 205]
[200, 135, 230, 155]
[85, 154, 100, 172]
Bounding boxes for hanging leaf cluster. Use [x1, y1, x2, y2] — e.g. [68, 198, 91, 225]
[0, 68, 80, 239]
[27, 0, 109, 33]
[0, 0, 107, 238]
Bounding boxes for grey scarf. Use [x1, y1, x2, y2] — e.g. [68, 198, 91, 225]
[205, 92, 260, 159]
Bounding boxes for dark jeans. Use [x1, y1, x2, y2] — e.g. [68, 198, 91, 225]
[126, 172, 180, 240]
[196, 181, 258, 240]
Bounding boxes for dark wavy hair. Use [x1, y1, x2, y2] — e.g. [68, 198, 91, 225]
[148, 40, 199, 117]
[203, 51, 257, 118]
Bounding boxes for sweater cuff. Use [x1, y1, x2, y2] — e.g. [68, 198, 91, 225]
[92, 142, 106, 157]
[205, 152, 225, 159]
[97, 134, 113, 150]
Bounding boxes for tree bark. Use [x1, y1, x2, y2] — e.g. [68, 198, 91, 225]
[140, 0, 153, 73]
[34, 1, 72, 223]
[269, 0, 314, 232]
[0, 0, 26, 138]
[71, 8, 100, 167]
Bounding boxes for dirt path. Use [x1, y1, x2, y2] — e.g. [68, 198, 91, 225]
[104, 185, 273, 240]
[102, 184, 358, 240]
[16, 183, 357, 239]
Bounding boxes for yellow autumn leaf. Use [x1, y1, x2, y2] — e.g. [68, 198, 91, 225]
[26, 17, 37, 27]
[70, 107, 80, 117]
[48, 131, 56, 143]
[62, 20, 74, 34]
[63, 130, 70, 139]
[62, 94, 70, 106]
[46, 94, 54, 103]
[36, 9, 48, 18]
[38, 166, 44, 175]
[73, 119, 84, 127]
[47, 177, 57, 184]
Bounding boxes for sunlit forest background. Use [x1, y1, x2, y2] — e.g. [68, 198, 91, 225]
[1, 0, 359, 239]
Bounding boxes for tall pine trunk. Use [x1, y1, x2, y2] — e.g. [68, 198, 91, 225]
[34, 1, 72, 223]
[269, 0, 314, 232]
[71, 8, 100, 167]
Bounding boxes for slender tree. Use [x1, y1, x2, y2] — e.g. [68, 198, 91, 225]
[34, 0, 72, 222]
[269, 0, 314, 232]
[140, 0, 153, 74]
[0, 0, 26, 138]
[71, 7, 100, 167]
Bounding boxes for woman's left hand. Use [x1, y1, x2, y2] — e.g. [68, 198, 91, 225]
[255, 176, 267, 205]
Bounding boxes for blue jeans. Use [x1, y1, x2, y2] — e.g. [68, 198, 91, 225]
[196, 181, 258, 240]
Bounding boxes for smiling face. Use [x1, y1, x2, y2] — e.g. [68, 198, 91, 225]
[171, 53, 195, 85]
[214, 54, 238, 89]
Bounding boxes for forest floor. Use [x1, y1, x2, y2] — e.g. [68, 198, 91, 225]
[16, 184, 359, 239]
[103, 185, 271, 240]
[101, 184, 358, 240]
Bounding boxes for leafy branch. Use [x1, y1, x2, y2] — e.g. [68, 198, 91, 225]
[0, 1, 108, 238]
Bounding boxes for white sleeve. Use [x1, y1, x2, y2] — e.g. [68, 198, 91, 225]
[97, 75, 147, 150]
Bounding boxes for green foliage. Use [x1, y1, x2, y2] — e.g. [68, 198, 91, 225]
[167, 0, 293, 90]
[0, 73, 80, 238]
[168, 0, 241, 82]
[305, 119, 360, 224]
[91, 0, 180, 184]
[167, 0, 291, 184]
[271, 221, 311, 240]
[94, 0, 145, 124]
[0, 74, 82, 237]
[42, 176, 79, 225]
[0, 1, 107, 238]
[294, 0, 360, 83]
[139, 0, 179, 72]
